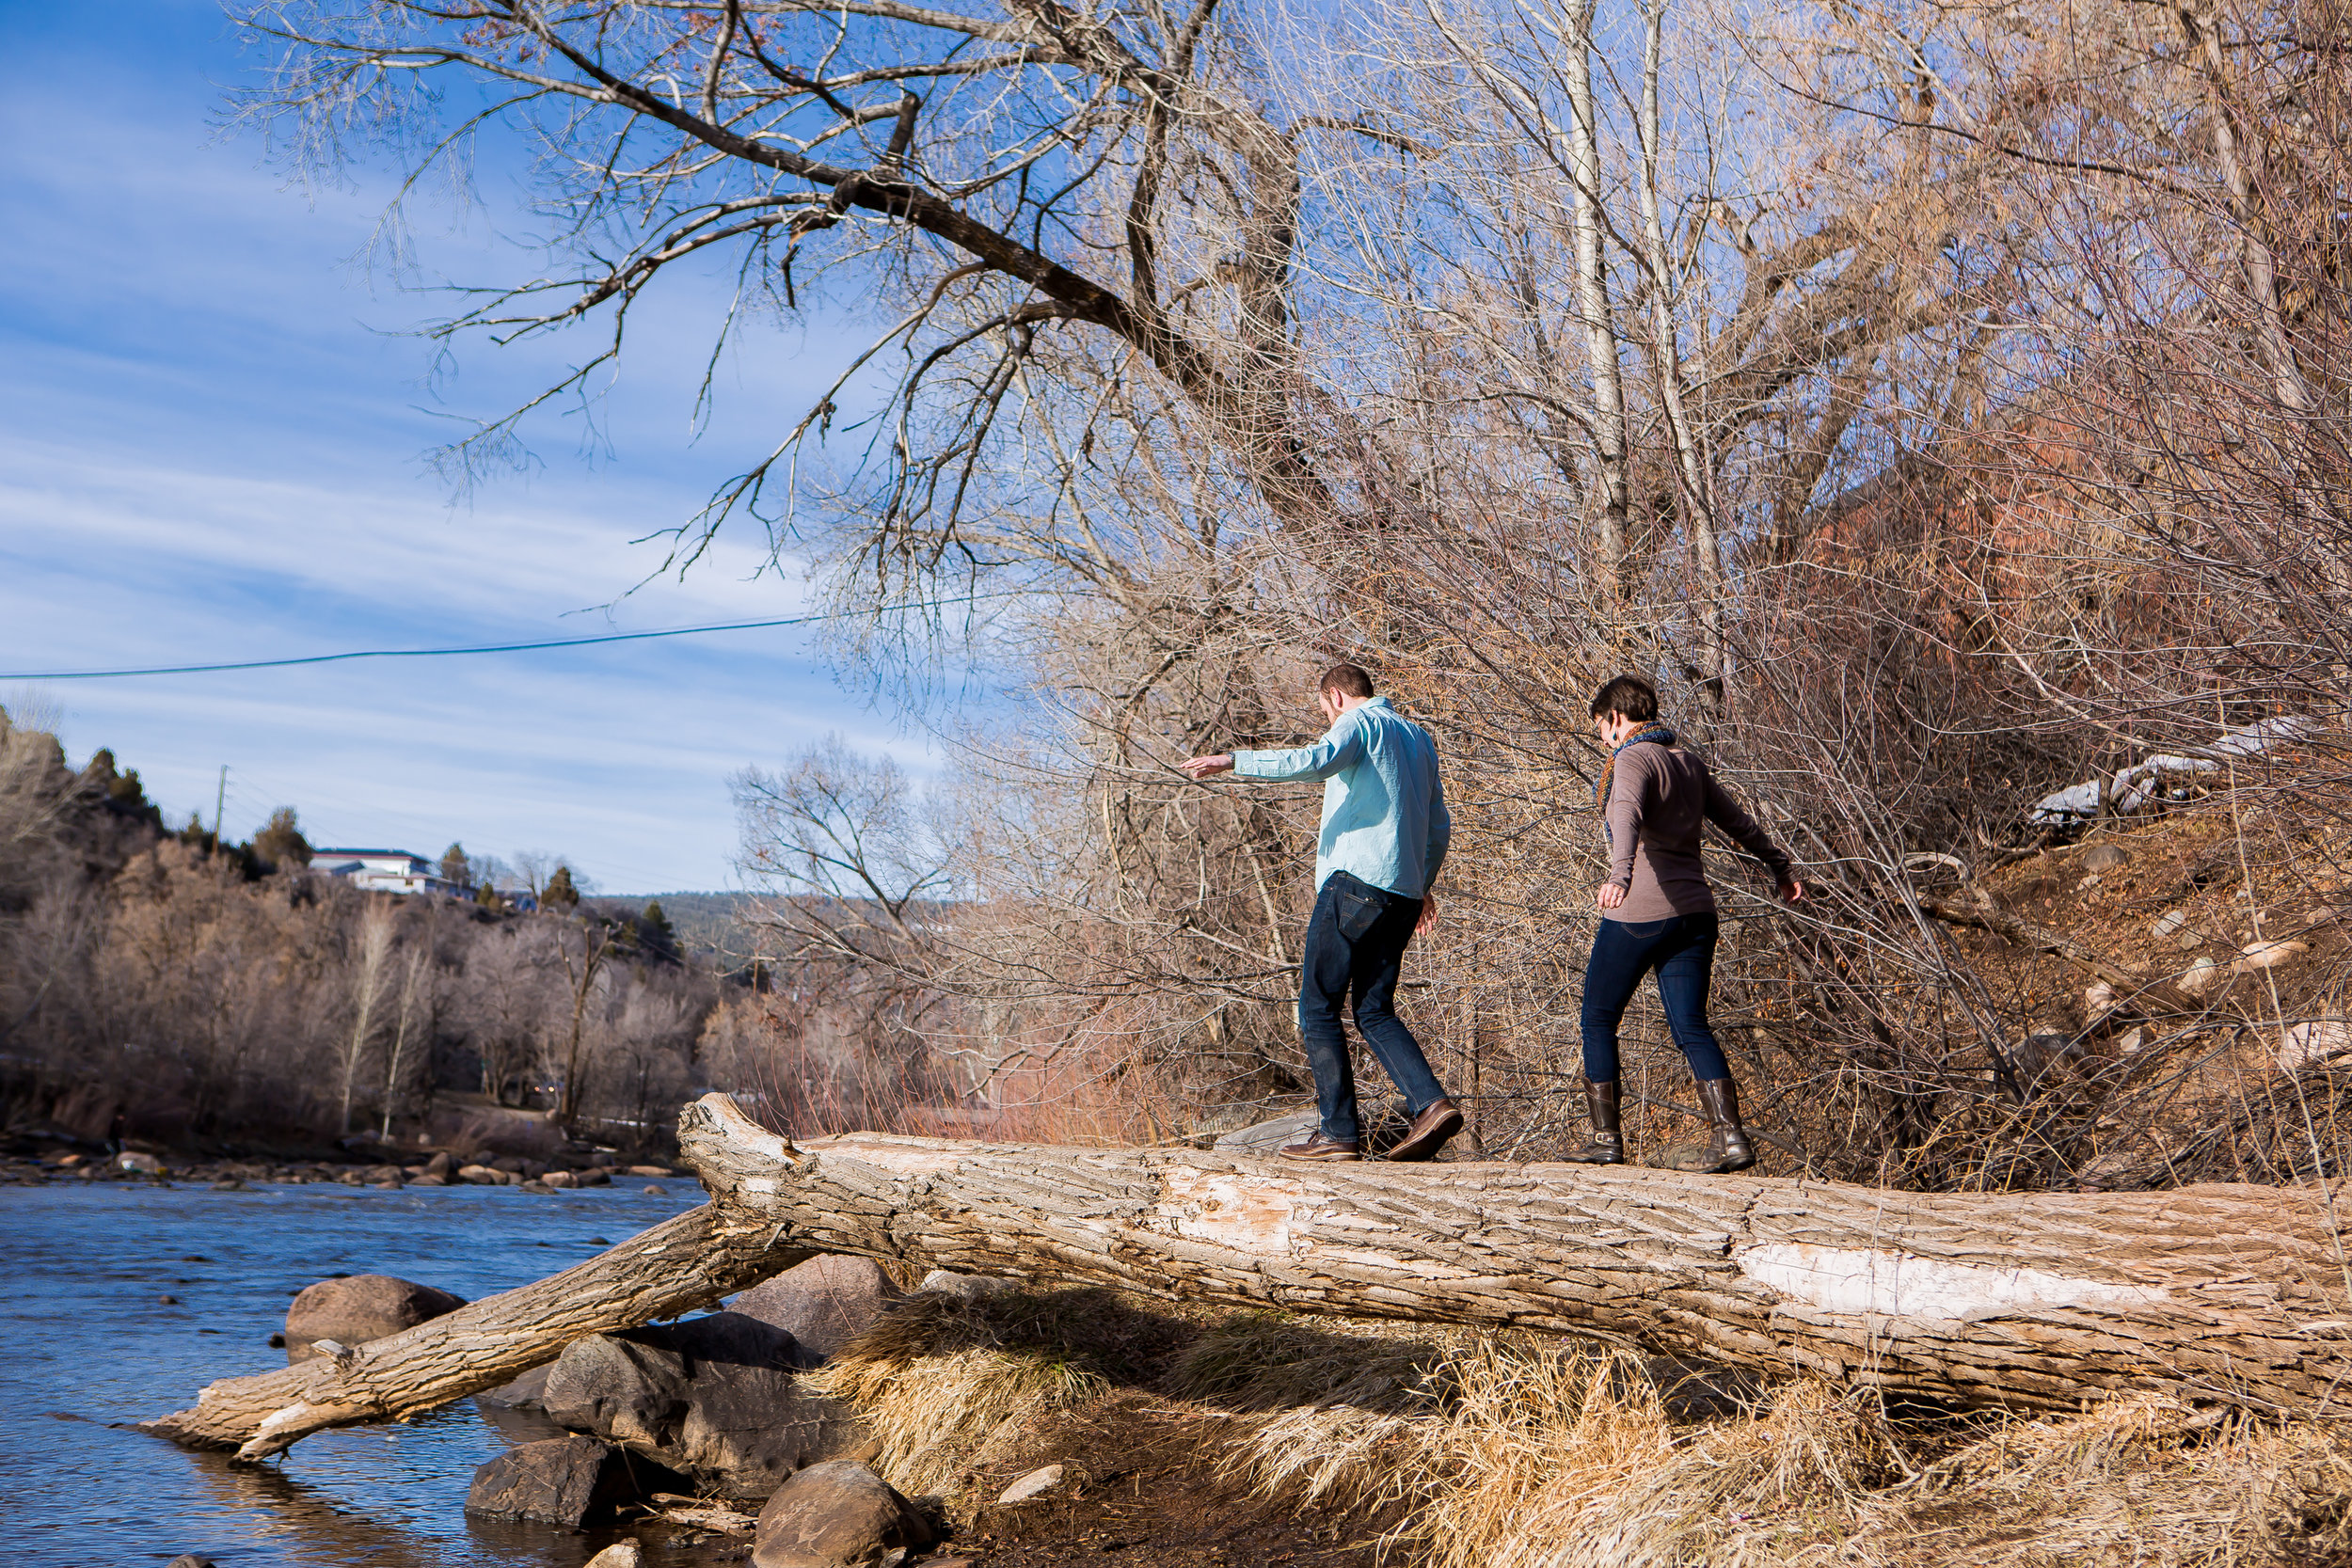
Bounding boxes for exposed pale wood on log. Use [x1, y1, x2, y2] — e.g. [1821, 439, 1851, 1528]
[144, 1201, 813, 1460]
[679, 1093, 2352, 1417]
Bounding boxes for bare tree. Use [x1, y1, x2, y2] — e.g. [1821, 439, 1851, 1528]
[549, 914, 621, 1127]
[378, 936, 436, 1140]
[228, 0, 1419, 566]
[339, 904, 395, 1134]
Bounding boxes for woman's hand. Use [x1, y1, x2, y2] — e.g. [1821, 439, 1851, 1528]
[1595, 880, 1627, 911]
[1778, 879, 1805, 904]
[1416, 894, 1440, 935]
[1179, 754, 1234, 779]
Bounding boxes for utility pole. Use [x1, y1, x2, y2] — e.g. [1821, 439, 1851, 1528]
[215, 766, 228, 841]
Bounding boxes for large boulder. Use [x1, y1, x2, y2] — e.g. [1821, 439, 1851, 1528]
[285, 1274, 467, 1362]
[733, 1255, 900, 1361]
[542, 1311, 868, 1497]
[463, 1434, 678, 1527]
[752, 1461, 934, 1568]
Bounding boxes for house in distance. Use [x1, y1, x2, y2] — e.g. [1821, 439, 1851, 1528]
[311, 847, 470, 898]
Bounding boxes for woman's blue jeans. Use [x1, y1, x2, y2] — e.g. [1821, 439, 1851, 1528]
[1579, 911, 1731, 1084]
[1298, 871, 1448, 1142]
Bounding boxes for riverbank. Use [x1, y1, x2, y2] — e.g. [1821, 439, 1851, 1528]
[0, 1132, 681, 1192]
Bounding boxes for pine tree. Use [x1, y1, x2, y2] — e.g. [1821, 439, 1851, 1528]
[639, 899, 680, 961]
[252, 806, 312, 870]
[87, 751, 163, 829]
[439, 842, 472, 887]
[543, 863, 580, 911]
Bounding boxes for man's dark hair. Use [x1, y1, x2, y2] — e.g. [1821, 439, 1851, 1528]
[1588, 674, 1659, 722]
[1319, 662, 1375, 701]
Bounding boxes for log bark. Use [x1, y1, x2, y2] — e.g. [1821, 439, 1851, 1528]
[679, 1093, 2352, 1417]
[145, 1200, 813, 1460]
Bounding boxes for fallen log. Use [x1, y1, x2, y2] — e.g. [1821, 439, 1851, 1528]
[680, 1093, 2352, 1417]
[145, 1200, 812, 1460]
[150, 1092, 2352, 1461]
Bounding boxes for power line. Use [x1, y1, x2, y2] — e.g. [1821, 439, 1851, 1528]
[0, 593, 1021, 681]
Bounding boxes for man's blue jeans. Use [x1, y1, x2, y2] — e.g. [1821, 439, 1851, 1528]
[1298, 871, 1448, 1142]
[1579, 911, 1732, 1084]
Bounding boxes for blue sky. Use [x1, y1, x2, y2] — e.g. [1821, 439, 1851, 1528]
[0, 0, 940, 894]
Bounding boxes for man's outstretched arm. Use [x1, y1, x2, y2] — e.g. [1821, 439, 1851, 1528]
[1182, 720, 1364, 783]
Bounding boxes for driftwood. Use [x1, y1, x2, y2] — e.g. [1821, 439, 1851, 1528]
[145, 1200, 812, 1459]
[680, 1093, 2352, 1417]
[151, 1091, 2352, 1461]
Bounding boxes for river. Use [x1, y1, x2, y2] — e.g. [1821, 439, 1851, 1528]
[1, 1179, 726, 1568]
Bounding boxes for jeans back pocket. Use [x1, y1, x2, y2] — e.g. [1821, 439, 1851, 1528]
[1335, 881, 1389, 942]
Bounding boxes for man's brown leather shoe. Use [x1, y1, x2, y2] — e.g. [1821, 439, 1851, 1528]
[1279, 1132, 1361, 1162]
[1385, 1097, 1464, 1163]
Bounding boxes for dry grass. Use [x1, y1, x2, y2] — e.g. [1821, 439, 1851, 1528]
[808, 1286, 1189, 1498]
[1172, 1309, 2352, 1568]
[810, 1287, 2352, 1567]
[1847, 1396, 2352, 1568]
[809, 1292, 1111, 1497]
[1172, 1317, 1892, 1568]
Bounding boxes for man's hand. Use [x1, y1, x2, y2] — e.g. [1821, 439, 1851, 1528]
[1778, 879, 1806, 905]
[1416, 894, 1440, 935]
[1179, 754, 1235, 780]
[1595, 880, 1627, 911]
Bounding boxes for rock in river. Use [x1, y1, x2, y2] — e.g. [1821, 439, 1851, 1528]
[464, 1434, 680, 1528]
[479, 1361, 553, 1411]
[542, 1311, 867, 1497]
[285, 1274, 468, 1362]
[475, 1361, 565, 1442]
[752, 1460, 934, 1568]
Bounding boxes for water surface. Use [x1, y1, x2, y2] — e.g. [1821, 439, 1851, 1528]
[0, 1180, 720, 1568]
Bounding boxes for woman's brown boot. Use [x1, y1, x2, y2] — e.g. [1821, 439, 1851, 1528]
[1562, 1079, 1624, 1164]
[1648, 1079, 1756, 1174]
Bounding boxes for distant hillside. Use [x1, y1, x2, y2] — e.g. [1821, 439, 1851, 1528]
[625, 891, 767, 972]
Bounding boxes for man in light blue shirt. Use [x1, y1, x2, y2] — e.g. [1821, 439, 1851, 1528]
[1182, 663, 1463, 1163]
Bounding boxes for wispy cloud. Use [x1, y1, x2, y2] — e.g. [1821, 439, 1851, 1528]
[0, 0, 938, 892]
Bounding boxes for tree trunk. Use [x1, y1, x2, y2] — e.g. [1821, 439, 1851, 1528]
[679, 1094, 2352, 1417]
[143, 1202, 812, 1460]
[1560, 0, 1631, 599]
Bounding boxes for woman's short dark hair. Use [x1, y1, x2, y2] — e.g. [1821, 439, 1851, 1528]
[1589, 674, 1659, 722]
[1319, 662, 1375, 700]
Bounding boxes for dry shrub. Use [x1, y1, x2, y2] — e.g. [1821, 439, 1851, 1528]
[440, 1107, 563, 1158]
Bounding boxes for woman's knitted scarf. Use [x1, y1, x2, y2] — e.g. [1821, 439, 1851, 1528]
[1595, 723, 1678, 814]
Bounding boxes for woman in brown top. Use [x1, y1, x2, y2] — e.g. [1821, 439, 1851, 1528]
[1565, 675, 1804, 1172]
